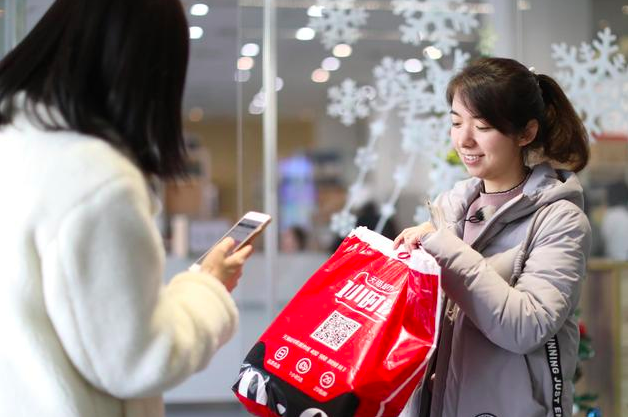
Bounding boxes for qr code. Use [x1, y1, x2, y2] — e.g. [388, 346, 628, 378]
[310, 311, 361, 351]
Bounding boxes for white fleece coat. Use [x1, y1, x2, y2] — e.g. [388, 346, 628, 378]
[0, 110, 238, 417]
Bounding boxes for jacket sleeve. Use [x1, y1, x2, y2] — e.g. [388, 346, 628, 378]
[421, 204, 591, 354]
[40, 174, 238, 398]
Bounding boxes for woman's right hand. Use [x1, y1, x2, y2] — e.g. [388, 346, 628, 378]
[199, 237, 253, 292]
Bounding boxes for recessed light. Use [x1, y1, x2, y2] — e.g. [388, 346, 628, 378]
[237, 56, 255, 71]
[189, 26, 203, 39]
[321, 57, 341, 71]
[404, 58, 423, 73]
[296, 27, 316, 41]
[241, 43, 260, 57]
[332, 44, 352, 58]
[307, 5, 324, 17]
[423, 46, 442, 60]
[249, 102, 264, 115]
[234, 69, 251, 83]
[190, 3, 209, 16]
[275, 77, 284, 91]
[311, 68, 330, 83]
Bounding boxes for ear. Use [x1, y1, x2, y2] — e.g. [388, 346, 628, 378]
[518, 119, 538, 147]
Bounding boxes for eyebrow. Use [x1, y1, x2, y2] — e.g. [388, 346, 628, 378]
[450, 109, 484, 120]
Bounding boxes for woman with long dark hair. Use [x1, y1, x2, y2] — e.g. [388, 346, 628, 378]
[0, 1, 251, 416]
[395, 57, 591, 417]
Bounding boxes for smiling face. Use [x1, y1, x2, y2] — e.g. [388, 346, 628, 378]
[450, 93, 534, 193]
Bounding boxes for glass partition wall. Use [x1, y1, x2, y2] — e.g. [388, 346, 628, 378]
[6, 0, 628, 416]
[239, 1, 628, 416]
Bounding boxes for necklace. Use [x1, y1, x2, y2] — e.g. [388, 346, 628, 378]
[482, 168, 531, 195]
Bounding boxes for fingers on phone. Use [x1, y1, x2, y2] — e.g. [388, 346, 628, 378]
[222, 237, 236, 248]
[232, 244, 253, 261]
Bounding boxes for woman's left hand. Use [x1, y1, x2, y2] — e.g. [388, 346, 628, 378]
[393, 222, 436, 253]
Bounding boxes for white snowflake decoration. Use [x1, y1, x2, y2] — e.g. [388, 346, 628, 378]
[428, 159, 467, 199]
[330, 115, 390, 237]
[413, 205, 430, 224]
[328, 51, 471, 236]
[354, 146, 379, 169]
[309, 0, 369, 50]
[552, 28, 628, 137]
[330, 210, 357, 237]
[598, 73, 628, 132]
[372, 57, 412, 111]
[392, 0, 479, 55]
[327, 79, 374, 126]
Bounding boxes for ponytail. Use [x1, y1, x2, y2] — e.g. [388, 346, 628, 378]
[534, 74, 589, 172]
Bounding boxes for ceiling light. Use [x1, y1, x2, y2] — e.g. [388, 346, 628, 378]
[403, 58, 423, 73]
[189, 26, 203, 40]
[307, 5, 324, 17]
[423, 46, 442, 60]
[237, 56, 255, 71]
[296, 27, 316, 41]
[623, 5, 628, 14]
[332, 43, 352, 58]
[190, 3, 209, 16]
[311, 68, 330, 83]
[249, 102, 264, 115]
[252, 92, 265, 107]
[321, 57, 341, 71]
[188, 107, 204, 122]
[275, 77, 284, 91]
[234, 69, 251, 82]
[241, 43, 260, 57]
[517, 0, 531, 11]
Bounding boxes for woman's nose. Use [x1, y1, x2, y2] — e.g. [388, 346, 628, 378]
[457, 125, 476, 148]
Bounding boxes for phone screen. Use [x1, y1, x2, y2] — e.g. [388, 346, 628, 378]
[189, 211, 270, 272]
[227, 218, 262, 248]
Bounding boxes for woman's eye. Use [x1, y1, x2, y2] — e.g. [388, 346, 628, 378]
[451, 121, 461, 127]
[476, 126, 492, 131]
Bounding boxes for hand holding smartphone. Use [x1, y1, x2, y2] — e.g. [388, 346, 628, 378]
[189, 211, 271, 272]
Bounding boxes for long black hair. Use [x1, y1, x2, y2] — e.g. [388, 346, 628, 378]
[0, 0, 190, 178]
[446, 57, 589, 172]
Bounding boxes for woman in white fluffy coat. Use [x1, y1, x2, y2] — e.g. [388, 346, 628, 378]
[0, 1, 251, 416]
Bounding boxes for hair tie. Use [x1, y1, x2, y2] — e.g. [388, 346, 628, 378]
[528, 66, 541, 88]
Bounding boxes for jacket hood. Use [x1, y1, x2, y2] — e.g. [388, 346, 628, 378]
[434, 162, 585, 227]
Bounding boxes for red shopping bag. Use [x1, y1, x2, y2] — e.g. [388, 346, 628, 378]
[233, 227, 442, 417]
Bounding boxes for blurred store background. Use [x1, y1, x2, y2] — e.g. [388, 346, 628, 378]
[2, 0, 628, 416]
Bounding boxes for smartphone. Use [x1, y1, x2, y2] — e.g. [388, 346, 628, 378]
[189, 211, 271, 272]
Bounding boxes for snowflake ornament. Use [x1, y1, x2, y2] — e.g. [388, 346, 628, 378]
[369, 119, 387, 138]
[392, 0, 479, 55]
[552, 28, 628, 137]
[393, 165, 411, 188]
[372, 57, 412, 111]
[330, 210, 357, 237]
[428, 159, 467, 199]
[413, 205, 430, 224]
[354, 146, 379, 169]
[309, 0, 369, 50]
[327, 52, 470, 237]
[327, 79, 374, 126]
[598, 73, 628, 132]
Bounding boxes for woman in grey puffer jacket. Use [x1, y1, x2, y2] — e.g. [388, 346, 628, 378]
[395, 57, 591, 417]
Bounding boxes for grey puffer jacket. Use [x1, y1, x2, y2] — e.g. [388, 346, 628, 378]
[409, 163, 591, 417]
